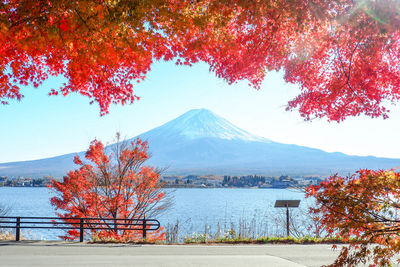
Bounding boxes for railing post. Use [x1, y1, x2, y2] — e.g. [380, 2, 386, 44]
[286, 204, 290, 237]
[16, 217, 21, 241]
[142, 214, 147, 240]
[79, 218, 84, 242]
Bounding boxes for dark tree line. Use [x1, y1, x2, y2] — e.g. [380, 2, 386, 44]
[222, 175, 268, 187]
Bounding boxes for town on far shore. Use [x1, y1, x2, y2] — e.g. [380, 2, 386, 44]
[0, 174, 323, 188]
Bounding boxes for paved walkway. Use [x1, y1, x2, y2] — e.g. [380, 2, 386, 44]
[0, 241, 344, 266]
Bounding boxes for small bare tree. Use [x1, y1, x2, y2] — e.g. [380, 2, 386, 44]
[0, 203, 9, 217]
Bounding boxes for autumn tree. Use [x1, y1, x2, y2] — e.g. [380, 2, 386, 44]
[306, 169, 400, 266]
[49, 134, 170, 241]
[1, 0, 400, 121]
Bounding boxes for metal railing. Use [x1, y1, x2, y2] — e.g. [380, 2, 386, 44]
[0, 216, 160, 242]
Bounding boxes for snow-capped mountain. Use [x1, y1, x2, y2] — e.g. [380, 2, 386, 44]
[144, 109, 268, 142]
[1, 109, 399, 177]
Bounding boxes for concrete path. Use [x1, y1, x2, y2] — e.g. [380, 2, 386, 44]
[0, 241, 343, 267]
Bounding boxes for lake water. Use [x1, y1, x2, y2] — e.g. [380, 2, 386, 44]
[0, 187, 311, 240]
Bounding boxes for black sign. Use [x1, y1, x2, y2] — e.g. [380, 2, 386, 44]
[274, 200, 300, 208]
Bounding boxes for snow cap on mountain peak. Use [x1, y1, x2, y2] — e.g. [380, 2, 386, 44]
[151, 108, 269, 142]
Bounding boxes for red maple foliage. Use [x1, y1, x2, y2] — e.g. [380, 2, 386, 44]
[306, 169, 400, 266]
[49, 135, 169, 242]
[1, 1, 400, 120]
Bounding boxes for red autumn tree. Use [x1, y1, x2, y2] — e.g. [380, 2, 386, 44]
[306, 169, 400, 266]
[1, 0, 400, 121]
[49, 134, 170, 242]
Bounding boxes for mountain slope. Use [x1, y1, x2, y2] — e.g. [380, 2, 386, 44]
[1, 109, 399, 177]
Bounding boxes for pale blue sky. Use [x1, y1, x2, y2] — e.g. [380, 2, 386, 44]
[1, 61, 400, 163]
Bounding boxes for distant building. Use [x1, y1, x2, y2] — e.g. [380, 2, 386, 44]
[0, 176, 8, 186]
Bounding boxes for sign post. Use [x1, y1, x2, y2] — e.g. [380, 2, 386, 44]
[274, 200, 300, 237]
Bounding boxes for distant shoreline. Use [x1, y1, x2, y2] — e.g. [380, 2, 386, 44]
[0, 185, 304, 189]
